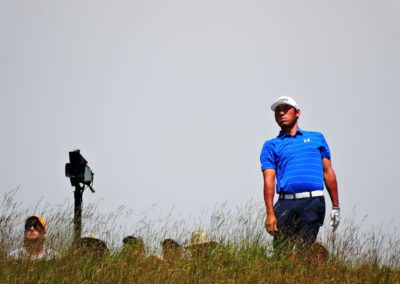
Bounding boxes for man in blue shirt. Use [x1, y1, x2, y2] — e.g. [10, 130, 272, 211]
[260, 96, 340, 255]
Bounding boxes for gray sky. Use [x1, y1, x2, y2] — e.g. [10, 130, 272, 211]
[1, 0, 399, 238]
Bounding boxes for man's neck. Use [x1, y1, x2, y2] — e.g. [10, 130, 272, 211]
[281, 123, 298, 136]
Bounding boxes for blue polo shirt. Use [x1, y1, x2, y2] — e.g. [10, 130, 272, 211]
[260, 127, 331, 194]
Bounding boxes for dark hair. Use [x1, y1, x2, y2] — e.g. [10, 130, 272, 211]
[161, 239, 181, 249]
[123, 235, 143, 245]
[74, 237, 109, 259]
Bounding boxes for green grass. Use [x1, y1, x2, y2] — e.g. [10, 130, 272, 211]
[1, 189, 399, 283]
[2, 247, 399, 283]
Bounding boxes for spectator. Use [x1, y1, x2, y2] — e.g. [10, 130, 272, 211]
[186, 230, 217, 258]
[121, 234, 145, 261]
[310, 242, 329, 265]
[73, 233, 109, 259]
[161, 238, 183, 261]
[9, 215, 54, 260]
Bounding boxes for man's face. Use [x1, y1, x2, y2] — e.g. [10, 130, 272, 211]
[24, 219, 45, 241]
[274, 104, 300, 127]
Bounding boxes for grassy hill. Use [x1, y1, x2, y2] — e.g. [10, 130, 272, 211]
[1, 190, 399, 283]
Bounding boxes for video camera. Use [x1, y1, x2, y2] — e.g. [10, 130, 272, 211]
[65, 150, 95, 192]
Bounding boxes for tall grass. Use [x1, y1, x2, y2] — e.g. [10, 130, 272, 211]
[1, 189, 399, 283]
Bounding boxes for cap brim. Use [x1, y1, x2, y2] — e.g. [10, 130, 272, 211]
[270, 102, 297, 111]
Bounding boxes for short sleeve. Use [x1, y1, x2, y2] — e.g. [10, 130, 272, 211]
[260, 141, 276, 171]
[318, 134, 331, 160]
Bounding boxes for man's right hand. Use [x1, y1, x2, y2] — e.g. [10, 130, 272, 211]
[265, 213, 277, 235]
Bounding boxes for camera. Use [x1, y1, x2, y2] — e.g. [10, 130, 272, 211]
[65, 150, 94, 191]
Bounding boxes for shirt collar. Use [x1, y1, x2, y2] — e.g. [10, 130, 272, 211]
[277, 127, 303, 139]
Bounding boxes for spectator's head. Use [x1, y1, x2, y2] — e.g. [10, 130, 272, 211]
[161, 238, 183, 260]
[122, 234, 145, 258]
[310, 242, 329, 265]
[187, 230, 217, 257]
[75, 233, 109, 259]
[24, 215, 46, 246]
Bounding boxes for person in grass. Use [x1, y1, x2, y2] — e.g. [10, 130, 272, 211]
[74, 233, 109, 259]
[9, 215, 55, 260]
[120, 233, 146, 261]
[186, 230, 218, 258]
[260, 96, 340, 255]
[310, 242, 329, 265]
[161, 238, 184, 262]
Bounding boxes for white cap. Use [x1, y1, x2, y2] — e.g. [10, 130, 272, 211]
[270, 96, 299, 111]
[190, 230, 211, 245]
[82, 232, 99, 239]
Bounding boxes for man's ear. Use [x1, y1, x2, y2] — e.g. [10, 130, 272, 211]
[296, 109, 301, 118]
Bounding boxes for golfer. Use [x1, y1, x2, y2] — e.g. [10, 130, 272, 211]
[260, 96, 340, 254]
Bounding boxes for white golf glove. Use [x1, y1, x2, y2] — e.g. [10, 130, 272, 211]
[330, 206, 340, 231]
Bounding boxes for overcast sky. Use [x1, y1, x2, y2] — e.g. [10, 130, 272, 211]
[1, 0, 399, 240]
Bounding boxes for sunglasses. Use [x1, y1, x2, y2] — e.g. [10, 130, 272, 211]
[25, 221, 44, 232]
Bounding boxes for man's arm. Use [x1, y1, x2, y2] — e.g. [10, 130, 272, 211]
[263, 169, 277, 235]
[322, 158, 339, 207]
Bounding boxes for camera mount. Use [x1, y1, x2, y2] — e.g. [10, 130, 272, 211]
[65, 150, 95, 242]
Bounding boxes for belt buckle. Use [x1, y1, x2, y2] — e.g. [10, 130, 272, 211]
[279, 193, 291, 200]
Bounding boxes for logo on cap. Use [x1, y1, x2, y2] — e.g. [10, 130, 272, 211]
[270, 96, 298, 112]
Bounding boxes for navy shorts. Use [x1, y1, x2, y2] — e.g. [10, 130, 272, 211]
[273, 196, 325, 249]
